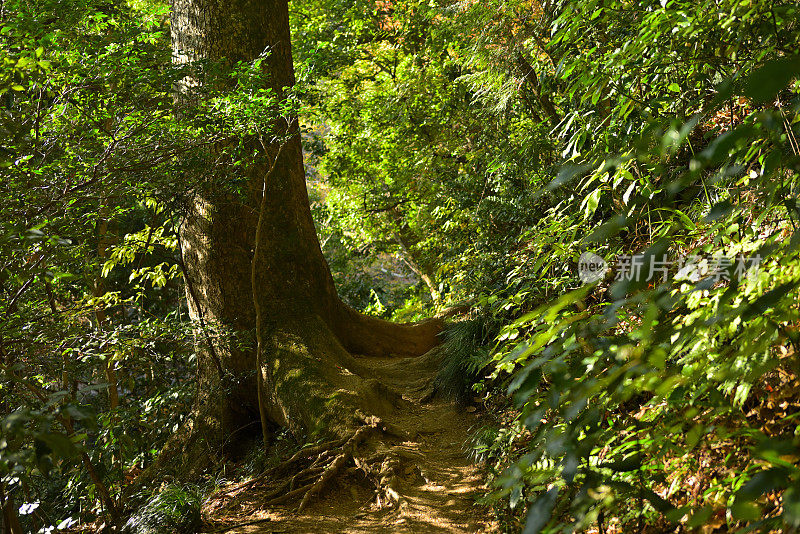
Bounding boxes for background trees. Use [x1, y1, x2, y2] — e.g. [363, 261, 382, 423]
[289, 0, 800, 530]
[1, 0, 195, 528]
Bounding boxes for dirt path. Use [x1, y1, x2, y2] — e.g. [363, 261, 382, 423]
[206, 354, 496, 533]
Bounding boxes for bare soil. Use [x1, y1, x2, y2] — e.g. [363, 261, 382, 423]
[204, 353, 498, 533]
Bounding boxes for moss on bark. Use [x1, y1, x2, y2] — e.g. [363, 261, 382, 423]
[146, 0, 444, 487]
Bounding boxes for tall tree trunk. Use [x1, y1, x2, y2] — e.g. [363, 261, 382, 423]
[155, 0, 442, 477]
[386, 207, 441, 306]
[514, 50, 561, 127]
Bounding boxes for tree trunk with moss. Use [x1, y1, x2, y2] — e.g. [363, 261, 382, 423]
[155, 0, 442, 479]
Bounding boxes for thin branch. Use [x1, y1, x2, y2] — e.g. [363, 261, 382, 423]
[364, 198, 411, 214]
[3, 254, 46, 317]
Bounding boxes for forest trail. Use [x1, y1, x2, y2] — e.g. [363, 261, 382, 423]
[205, 353, 497, 533]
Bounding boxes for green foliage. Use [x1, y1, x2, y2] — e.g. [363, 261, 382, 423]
[293, 0, 554, 311]
[457, 1, 800, 530]
[295, 0, 800, 531]
[3, 0, 800, 531]
[122, 484, 202, 534]
[0, 0, 283, 528]
[434, 318, 495, 405]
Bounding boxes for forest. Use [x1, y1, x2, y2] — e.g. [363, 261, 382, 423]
[1, 0, 799, 532]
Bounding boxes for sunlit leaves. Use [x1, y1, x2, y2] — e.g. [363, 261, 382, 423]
[473, 0, 800, 531]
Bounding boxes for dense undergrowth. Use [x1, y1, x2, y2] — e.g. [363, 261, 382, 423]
[299, 0, 800, 529]
[450, 8, 800, 534]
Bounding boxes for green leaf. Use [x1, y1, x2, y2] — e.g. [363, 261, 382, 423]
[584, 214, 627, 243]
[607, 480, 674, 513]
[598, 453, 642, 472]
[583, 188, 601, 220]
[744, 56, 800, 103]
[62, 404, 95, 423]
[34, 432, 77, 459]
[742, 282, 798, 321]
[784, 485, 800, 527]
[509, 366, 542, 408]
[523, 487, 558, 534]
[733, 468, 789, 521]
[685, 506, 713, 527]
[730, 499, 761, 521]
[666, 506, 692, 523]
[545, 163, 591, 192]
[704, 200, 733, 222]
[672, 209, 696, 230]
[101, 259, 116, 277]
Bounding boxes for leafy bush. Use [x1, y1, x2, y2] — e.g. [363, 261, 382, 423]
[123, 485, 202, 534]
[478, 17, 800, 534]
[434, 318, 497, 405]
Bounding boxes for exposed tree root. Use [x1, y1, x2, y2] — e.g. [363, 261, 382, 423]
[208, 412, 423, 517]
[297, 424, 373, 511]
